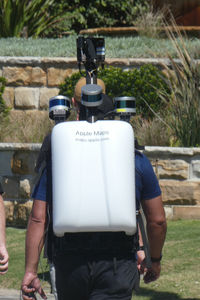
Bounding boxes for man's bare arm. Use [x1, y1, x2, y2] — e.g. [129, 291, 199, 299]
[21, 200, 47, 300]
[141, 195, 167, 283]
[0, 195, 9, 274]
[142, 195, 167, 258]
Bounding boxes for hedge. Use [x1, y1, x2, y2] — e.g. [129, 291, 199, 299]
[0, 77, 8, 116]
[59, 64, 169, 119]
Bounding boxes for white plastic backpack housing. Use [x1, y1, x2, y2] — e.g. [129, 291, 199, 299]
[51, 120, 136, 236]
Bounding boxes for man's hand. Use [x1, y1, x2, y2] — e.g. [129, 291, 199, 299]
[21, 272, 47, 300]
[0, 245, 9, 274]
[137, 250, 146, 273]
[140, 259, 161, 284]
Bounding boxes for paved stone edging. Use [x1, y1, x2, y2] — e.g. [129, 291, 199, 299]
[145, 146, 200, 156]
[1, 56, 200, 67]
[0, 142, 41, 151]
[2, 143, 200, 154]
[79, 26, 200, 35]
[165, 205, 200, 220]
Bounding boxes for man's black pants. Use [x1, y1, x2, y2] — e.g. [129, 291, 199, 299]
[54, 253, 139, 300]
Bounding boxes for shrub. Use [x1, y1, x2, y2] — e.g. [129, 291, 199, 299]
[0, 76, 9, 117]
[59, 64, 169, 119]
[127, 64, 169, 118]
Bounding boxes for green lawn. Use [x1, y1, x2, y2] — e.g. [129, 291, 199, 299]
[0, 220, 199, 299]
[134, 220, 200, 300]
[0, 227, 50, 292]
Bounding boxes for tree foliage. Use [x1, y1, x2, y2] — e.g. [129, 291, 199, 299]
[62, 0, 148, 33]
[0, 0, 148, 37]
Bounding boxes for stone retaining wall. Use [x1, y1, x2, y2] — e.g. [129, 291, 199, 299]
[0, 56, 179, 113]
[2, 56, 200, 114]
[1, 143, 200, 226]
[1, 57, 78, 111]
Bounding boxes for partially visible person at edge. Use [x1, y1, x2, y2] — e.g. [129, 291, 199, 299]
[21, 78, 167, 300]
[0, 182, 9, 275]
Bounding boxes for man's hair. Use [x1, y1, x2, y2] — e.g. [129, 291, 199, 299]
[74, 77, 106, 103]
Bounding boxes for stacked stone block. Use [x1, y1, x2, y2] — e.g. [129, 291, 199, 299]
[0, 57, 78, 112]
[0, 143, 40, 226]
[145, 146, 200, 219]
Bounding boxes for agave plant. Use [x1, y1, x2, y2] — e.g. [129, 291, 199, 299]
[0, 0, 67, 37]
[0, 0, 26, 37]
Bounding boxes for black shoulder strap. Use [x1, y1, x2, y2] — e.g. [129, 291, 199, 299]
[137, 211, 152, 268]
[33, 133, 52, 190]
[45, 141, 55, 262]
[35, 133, 51, 173]
[0, 182, 4, 195]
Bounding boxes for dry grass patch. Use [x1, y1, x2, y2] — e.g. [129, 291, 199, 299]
[0, 110, 53, 143]
[132, 116, 172, 147]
